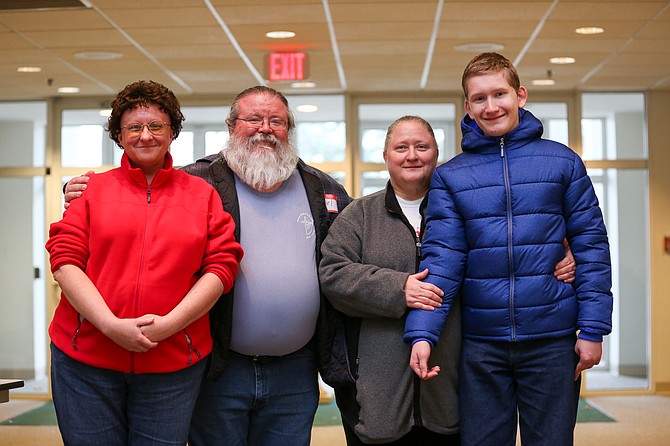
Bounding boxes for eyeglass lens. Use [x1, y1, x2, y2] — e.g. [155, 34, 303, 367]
[239, 118, 286, 130]
[124, 121, 167, 135]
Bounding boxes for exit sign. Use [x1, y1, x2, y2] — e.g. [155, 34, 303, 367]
[265, 52, 308, 81]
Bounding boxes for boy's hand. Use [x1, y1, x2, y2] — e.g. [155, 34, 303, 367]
[64, 171, 93, 208]
[574, 338, 602, 380]
[409, 340, 440, 380]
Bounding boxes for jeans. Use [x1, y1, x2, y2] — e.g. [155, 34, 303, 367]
[188, 344, 319, 446]
[50, 342, 206, 446]
[459, 335, 581, 446]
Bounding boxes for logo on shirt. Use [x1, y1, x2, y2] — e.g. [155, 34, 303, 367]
[297, 213, 315, 238]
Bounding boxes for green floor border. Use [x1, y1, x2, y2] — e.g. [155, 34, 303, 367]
[1, 397, 614, 427]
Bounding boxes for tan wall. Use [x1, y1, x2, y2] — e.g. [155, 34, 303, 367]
[648, 90, 670, 392]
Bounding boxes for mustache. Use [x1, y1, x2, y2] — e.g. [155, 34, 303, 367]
[247, 133, 279, 148]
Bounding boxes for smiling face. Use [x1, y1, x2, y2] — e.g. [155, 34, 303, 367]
[230, 92, 290, 152]
[383, 119, 439, 200]
[117, 104, 173, 181]
[464, 71, 528, 137]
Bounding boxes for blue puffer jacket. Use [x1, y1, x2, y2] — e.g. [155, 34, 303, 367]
[404, 109, 612, 344]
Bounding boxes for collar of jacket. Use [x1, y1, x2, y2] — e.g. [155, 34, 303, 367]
[384, 181, 428, 235]
[460, 108, 544, 154]
[120, 151, 173, 188]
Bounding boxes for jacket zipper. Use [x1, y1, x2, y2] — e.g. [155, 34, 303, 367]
[130, 184, 153, 373]
[501, 137, 516, 340]
[393, 200, 424, 426]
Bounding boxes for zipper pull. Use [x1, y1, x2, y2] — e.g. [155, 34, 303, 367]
[185, 331, 193, 364]
[500, 137, 505, 158]
[147, 187, 151, 203]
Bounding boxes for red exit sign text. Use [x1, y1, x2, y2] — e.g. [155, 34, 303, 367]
[266, 52, 308, 81]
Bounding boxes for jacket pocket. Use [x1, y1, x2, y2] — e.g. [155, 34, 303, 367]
[184, 330, 201, 365]
[71, 314, 84, 351]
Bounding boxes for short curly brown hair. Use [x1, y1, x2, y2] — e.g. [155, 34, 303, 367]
[107, 80, 184, 148]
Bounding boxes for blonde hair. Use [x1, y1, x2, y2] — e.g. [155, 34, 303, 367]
[384, 115, 437, 153]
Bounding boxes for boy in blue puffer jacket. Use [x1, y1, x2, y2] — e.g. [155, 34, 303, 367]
[404, 52, 613, 446]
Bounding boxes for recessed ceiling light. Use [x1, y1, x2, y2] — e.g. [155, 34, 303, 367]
[291, 81, 316, 89]
[296, 104, 318, 113]
[74, 51, 123, 60]
[266, 31, 295, 39]
[17, 66, 42, 73]
[57, 87, 80, 93]
[550, 57, 576, 64]
[575, 27, 604, 35]
[454, 42, 505, 52]
[532, 79, 556, 86]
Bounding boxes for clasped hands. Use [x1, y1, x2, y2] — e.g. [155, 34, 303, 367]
[103, 314, 172, 353]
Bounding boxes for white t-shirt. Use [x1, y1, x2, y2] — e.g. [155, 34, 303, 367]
[396, 195, 423, 237]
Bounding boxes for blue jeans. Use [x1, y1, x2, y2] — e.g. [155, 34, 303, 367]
[459, 335, 581, 446]
[188, 345, 319, 446]
[50, 343, 206, 446]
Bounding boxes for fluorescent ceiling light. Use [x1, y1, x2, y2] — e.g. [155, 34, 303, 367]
[296, 104, 318, 113]
[532, 79, 556, 86]
[454, 43, 505, 52]
[17, 66, 42, 72]
[74, 51, 123, 60]
[291, 81, 316, 89]
[550, 57, 576, 64]
[57, 87, 80, 93]
[575, 27, 604, 35]
[266, 31, 295, 39]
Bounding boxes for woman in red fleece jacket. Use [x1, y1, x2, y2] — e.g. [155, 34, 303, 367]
[46, 80, 243, 446]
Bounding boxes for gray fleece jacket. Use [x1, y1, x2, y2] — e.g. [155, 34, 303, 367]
[319, 182, 460, 443]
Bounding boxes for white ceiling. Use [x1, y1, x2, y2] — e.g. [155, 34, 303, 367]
[0, 0, 668, 103]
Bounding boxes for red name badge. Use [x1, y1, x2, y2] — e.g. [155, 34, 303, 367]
[324, 194, 338, 213]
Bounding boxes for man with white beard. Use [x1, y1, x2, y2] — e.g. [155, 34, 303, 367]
[64, 86, 352, 445]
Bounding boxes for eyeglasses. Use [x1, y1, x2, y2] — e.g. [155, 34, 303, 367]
[236, 117, 288, 131]
[121, 121, 169, 136]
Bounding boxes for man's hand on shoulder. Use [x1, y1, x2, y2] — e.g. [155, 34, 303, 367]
[64, 171, 93, 209]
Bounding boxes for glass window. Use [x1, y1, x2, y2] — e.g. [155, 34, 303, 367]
[582, 93, 647, 160]
[288, 95, 345, 163]
[0, 176, 48, 394]
[359, 103, 456, 164]
[61, 124, 105, 167]
[170, 131, 194, 168]
[0, 102, 47, 168]
[526, 102, 568, 146]
[296, 122, 345, 162]
[205, 131, 228, 156]
[326, 170, 346, 188]
[361, 171, 390, 196]
[61, 109, 115, 168]
[581, 92, 649, 391]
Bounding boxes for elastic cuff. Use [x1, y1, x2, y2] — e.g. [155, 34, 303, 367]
[578, 331, 603, 342]
[411, 338, 434, 348]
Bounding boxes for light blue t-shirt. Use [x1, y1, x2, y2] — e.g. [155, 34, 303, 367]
[229, 170, 320, 356]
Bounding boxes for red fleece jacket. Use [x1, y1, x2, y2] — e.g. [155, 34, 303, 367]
[46, 153, 242, 373]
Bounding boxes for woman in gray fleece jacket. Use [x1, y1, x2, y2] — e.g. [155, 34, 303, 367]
[320, 116, 460, 445]
[319, 115, 575, 446]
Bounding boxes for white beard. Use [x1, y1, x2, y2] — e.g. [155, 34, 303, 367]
[223, 132, 299, 192]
